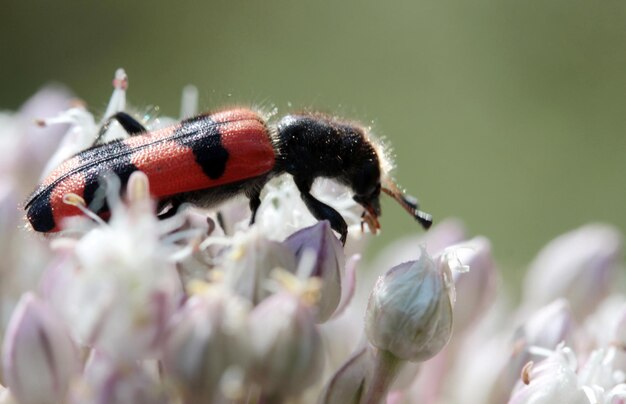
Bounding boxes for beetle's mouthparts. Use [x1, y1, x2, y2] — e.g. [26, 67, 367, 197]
[382, 182, 433, 230]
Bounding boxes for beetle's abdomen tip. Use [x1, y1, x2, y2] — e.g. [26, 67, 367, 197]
[25, 194, 56, 233]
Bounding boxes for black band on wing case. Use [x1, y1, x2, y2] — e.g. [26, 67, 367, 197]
[80, 141, 138, 213]
[173, 115, 229, 180]
[26, 188, 55, 232]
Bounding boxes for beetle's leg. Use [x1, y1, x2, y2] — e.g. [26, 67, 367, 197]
[295, 179, 348, 245]
[94, 112, 147, 145]
[157, 198, 182, 220]
[248, 190, 262, 225]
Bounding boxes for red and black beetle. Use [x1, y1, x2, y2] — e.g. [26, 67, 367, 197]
[25, 107, 432, 243]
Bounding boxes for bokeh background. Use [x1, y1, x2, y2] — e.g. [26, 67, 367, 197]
[3, 1, 625, 282]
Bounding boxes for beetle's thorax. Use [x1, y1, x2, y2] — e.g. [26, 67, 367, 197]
[273, 114, 380, 190]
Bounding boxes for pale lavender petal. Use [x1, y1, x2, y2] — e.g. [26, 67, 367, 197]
[223, 230, 297, 305]
[246, 292, 324, 398]
[69, 350, 169, 404]
[162, 292, 249, 402]
[508, 346, 589, 404]
[450, 236, 499, 334]
[523, 223, 623, 321]
[319, 346, 370, 404]
[17, 85, 73, 168]
[284, 221, 345, 322]
[331, 254, 360, 319]
[2, 293, 78, 404]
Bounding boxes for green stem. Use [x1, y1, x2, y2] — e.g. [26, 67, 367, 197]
[363, 347, 403, 404]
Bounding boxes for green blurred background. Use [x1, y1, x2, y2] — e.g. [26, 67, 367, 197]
[2, 1, 625, 278]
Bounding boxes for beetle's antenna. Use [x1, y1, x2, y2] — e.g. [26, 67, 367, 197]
[382, 181, 433, 230]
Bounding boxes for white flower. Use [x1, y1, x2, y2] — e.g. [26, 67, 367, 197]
[55, 173, 183, 360]
[509, 344, 626, 404]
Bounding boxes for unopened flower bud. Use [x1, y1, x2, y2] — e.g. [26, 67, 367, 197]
[2, 293, 79, 404]
[284, 221, 345, 322]
[69, 350, 169, 404]
[246, 292, 324, 398]
[367, 219, 467, 280]
[162, 289, 250, 402]
[365, 248, 454, 362]
[523, 224, 623, 321]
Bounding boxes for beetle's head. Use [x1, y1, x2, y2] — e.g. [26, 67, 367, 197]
[348, 130, 433, 234]
[350, 158, 383, 233]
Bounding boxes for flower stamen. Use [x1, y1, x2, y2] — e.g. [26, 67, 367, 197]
[62, 193, 106, 226]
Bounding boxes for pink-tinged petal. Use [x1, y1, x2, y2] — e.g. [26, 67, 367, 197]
[523, 224, 623, 321]
[38, 106, 98, 179]
[508, 345, 589, 404]
[246, 292, 324, 398]
[68, 350, 169, 404]
[284, 221, 346, 322]
[37, 254, 74, 309]
[0, 384, 16, 404]
[449, 236, 499, 335]
[162, 291, 250, 402]
[223, 230, 297, 305]
[321, 344, 406, 404]
[320, 346, 370, 404]
[58, 181, 184, 360]
[0, 182, 18, 235]
[331, 254, 360, 319]
[17, 85, 73, 168]
[492, 300, 575, 404]
[2, 293, 78, 404]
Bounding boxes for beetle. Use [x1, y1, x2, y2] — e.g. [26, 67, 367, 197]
[25, 107, 432, 244]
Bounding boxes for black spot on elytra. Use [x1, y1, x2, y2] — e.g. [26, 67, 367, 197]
[26, 187, 55, 232]
[173, 115, 229, 179]
[79, 140, 138, 213]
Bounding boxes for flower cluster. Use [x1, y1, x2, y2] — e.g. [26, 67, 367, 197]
[0, 70, 624, 404]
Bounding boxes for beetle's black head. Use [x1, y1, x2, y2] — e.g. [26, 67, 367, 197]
[346, 125, 433, 233]
[348, 152, 383, 232]
[276, 113, 433, 233]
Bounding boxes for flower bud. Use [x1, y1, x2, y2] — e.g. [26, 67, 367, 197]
[365, 248, 453, 362]
[369, 219, 467, 273]
[2, 293, 79, 404]
[162, 289, 250, 402]
[523, 224, 623, 321]
[246, 292, 324, 398]
[284, 221, 345, 322]
[68, 350, 169, 404]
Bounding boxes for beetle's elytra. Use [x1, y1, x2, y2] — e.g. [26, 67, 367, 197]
[26, 107, 432, 244]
